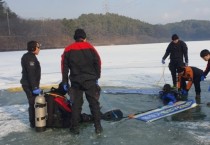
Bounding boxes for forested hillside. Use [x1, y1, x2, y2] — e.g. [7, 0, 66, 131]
[1, 0, 210, 51]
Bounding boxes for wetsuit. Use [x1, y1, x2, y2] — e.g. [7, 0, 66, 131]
[162, 40, 188, 86]
[20, 52, 41, 127]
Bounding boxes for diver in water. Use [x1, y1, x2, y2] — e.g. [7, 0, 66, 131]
[159, 84, 184, 105]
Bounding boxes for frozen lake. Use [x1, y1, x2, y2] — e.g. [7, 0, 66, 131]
[1, 40, 210, 145]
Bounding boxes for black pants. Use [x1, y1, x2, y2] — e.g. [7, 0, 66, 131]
[22, 85, 37, 126]
[169, 61, 184, 86]
[69, 81, 101, 130]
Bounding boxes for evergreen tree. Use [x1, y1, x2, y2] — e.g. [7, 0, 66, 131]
[0, 0, 17, 20]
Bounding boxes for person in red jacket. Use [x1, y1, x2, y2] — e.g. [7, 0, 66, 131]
[61, 29, 102, 134]
[177, 65, 203, 104]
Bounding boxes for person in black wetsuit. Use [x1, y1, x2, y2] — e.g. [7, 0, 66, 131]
[161, 34, 188, 88]
[20, 41, 42, 128]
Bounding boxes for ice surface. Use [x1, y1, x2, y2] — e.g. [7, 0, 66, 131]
[1, 41, 210, 145]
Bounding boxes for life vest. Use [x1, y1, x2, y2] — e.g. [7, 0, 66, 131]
[177, 66, 193, 90]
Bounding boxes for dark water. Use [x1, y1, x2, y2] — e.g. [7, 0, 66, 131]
[1, 83, 210, 145]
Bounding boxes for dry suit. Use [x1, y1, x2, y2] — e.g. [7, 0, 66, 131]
[61, 41, 102, 132]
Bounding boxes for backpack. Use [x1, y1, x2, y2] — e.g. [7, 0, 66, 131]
[44, 87, 72, 128]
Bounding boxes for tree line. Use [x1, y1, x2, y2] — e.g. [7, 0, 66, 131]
[1, 0, 210, 51]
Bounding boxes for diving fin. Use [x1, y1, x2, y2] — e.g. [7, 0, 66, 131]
[101, 109, 123, 121]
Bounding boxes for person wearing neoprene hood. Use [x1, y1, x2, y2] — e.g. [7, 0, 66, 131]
[20, 41, 42, 128]
[161, 34, 189, 88]
[61, 28, 102, 134]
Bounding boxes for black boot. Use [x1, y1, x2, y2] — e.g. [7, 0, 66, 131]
[30, 122, 35, 128]
[95, 124, 103, 134]
[195, 95, 201, 104]
[28, 104, 35, 127]
[70, 127, 80, 135]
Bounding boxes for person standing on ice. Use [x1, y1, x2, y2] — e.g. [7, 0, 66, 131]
[61, 28, 102, 135]
[20, 41, 42, 128]
[161, 34, 189, 88]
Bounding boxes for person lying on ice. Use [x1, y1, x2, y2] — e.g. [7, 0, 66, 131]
[176, 65, 203, 104]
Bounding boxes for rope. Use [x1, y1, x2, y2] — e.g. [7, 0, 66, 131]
[155, 64, 167, 87]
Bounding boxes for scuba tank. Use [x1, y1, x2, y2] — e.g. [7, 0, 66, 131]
[34, 93, 47, 132]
